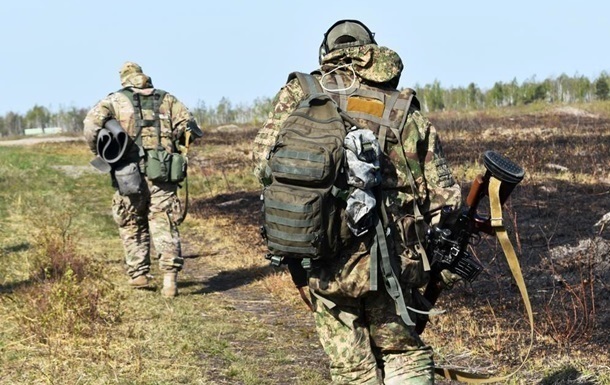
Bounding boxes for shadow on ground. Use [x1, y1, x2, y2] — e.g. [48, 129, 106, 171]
[182, 265, 278, 296]
[539, 365, 598, 385]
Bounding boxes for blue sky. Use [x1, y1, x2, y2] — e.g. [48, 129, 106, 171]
[1, 0, 608, 115]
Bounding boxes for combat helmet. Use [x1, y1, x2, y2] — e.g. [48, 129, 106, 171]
[319, 19, 377, 63]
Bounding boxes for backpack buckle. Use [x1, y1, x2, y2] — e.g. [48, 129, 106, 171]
[265, 254, 283, 267]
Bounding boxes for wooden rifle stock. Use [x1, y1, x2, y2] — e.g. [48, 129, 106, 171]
[466, 174, 486, 212]
[415, 151, 524, 335]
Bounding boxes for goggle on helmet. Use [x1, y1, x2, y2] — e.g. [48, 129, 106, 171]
[319, 19, 377, 64]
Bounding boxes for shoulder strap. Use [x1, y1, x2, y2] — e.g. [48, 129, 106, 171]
[150, 89, 166, 149]
[117, 88, 167, 147]
[288, 72, 325, 96]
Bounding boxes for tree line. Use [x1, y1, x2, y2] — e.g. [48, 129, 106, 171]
[1, 72, 609, 137]
[415, 72, 610, 111]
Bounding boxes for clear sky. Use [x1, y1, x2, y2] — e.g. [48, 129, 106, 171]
[1, 0, 608, 115]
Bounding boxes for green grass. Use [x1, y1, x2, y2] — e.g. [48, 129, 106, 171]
[0, 140, 327, 385]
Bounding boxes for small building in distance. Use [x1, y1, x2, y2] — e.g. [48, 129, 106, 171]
[24, 127, 64, 136]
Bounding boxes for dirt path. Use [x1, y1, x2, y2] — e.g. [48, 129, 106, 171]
[0, 135, 84, 146]
[179, 229, 331, 384]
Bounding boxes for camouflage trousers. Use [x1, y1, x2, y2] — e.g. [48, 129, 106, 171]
[111, 179, 183, 278]
[312, 289, 435, 385]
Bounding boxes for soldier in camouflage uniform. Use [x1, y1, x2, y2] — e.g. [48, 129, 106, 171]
[253, 20, 463, 384]
[84, 62, 200, 298]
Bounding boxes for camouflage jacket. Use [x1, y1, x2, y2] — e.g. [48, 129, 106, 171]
[83, 73, 195, 155]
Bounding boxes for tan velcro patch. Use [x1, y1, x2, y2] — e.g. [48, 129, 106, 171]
[347, 96, 384, 117]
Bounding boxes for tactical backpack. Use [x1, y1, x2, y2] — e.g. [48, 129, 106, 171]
[261, 72, 351, 268]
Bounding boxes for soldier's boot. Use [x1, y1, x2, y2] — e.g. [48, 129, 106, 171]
[161, 272, 178, 298]
[129, 274, 152, 289]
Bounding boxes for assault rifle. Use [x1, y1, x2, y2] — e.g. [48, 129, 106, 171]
[415, 151, 525, 334]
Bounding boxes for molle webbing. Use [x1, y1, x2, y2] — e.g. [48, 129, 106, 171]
[118, 88, 167, 146]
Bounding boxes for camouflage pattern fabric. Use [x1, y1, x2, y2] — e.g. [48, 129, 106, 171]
[84, 62, 196, 279]
[254, 43, 460, 384]
[84, 62, 195, 155]
[112, 180, 183, 277]
[319, 44, 403, 86]
[312, 289, 435, 384]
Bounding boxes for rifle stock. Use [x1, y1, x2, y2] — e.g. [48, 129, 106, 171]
[415, 151, 524, 335]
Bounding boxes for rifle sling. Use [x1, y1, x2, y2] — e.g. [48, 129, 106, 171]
[373, 214, 415, 327]
[387, 122, 430, 272]
[435, 176, 534, 383]
[175, 129, 192, 225]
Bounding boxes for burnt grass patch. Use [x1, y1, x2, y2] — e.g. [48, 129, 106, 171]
[435, 110, 610, 352]
[188, 110, 610, 379]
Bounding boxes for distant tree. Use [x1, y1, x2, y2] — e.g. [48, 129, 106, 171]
[192, 100, 210, 127]
[488, 82, 504, 107]
[574, 75, 592, 102]
[427, 80, 445, 111]
[542, 78, 554, 102]
[521, 76, 548, 104]
[215, 97, 233, 124]
[4, 111, 23, 136]
[467, 82, 480, 108]
[555, 73, 571, 102]
[594, 74, 609, 101]
[24, 105, 51, 129]
[504, 78, 520, 106]
[252, 97, 273, 125]
[55, 106, 88, 132]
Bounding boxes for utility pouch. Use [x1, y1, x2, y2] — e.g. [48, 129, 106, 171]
[114, 162, 143, 195]
[146, 148, 186, 183]
[169, 153, 187, 183]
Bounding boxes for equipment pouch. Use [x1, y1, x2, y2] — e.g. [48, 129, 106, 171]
[146, 149, 186, 183]
[396, 215, 430, 288]
[114, 162, 143, 196]
[169, 153, 187, 183]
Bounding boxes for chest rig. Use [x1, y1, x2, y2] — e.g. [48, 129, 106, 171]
[118, 87, 168, 149]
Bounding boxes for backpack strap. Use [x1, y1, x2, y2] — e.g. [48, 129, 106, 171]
[371, 197, 415, 326]
[289, 72, 325, 97]
[319, 73, 408, 149]
[386, 92, 431, 272]
[117, 88, 167, 148]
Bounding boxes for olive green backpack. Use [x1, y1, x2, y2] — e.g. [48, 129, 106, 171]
[261, 72, 351, 268]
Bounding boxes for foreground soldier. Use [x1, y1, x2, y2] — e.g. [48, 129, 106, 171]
[84, 62, 201, 298]
[253, 20, 462, 384]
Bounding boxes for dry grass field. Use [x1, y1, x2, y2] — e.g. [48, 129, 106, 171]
[0, 102, 609, 384]
[188, 104, 610, 384]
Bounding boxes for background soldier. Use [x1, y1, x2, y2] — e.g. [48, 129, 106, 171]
[84, 61, 201, 298]
[253, 20, 462, 384]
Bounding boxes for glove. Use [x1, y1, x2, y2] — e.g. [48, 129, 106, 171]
[439, 269, 462, 289]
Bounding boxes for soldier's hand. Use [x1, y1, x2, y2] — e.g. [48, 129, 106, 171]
[439, 269, 461, 289]
[172, 128, 183, 140]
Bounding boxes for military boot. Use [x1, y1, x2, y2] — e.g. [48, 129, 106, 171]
[129, 274, 152, 289]
[162, 272, 178, 298]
